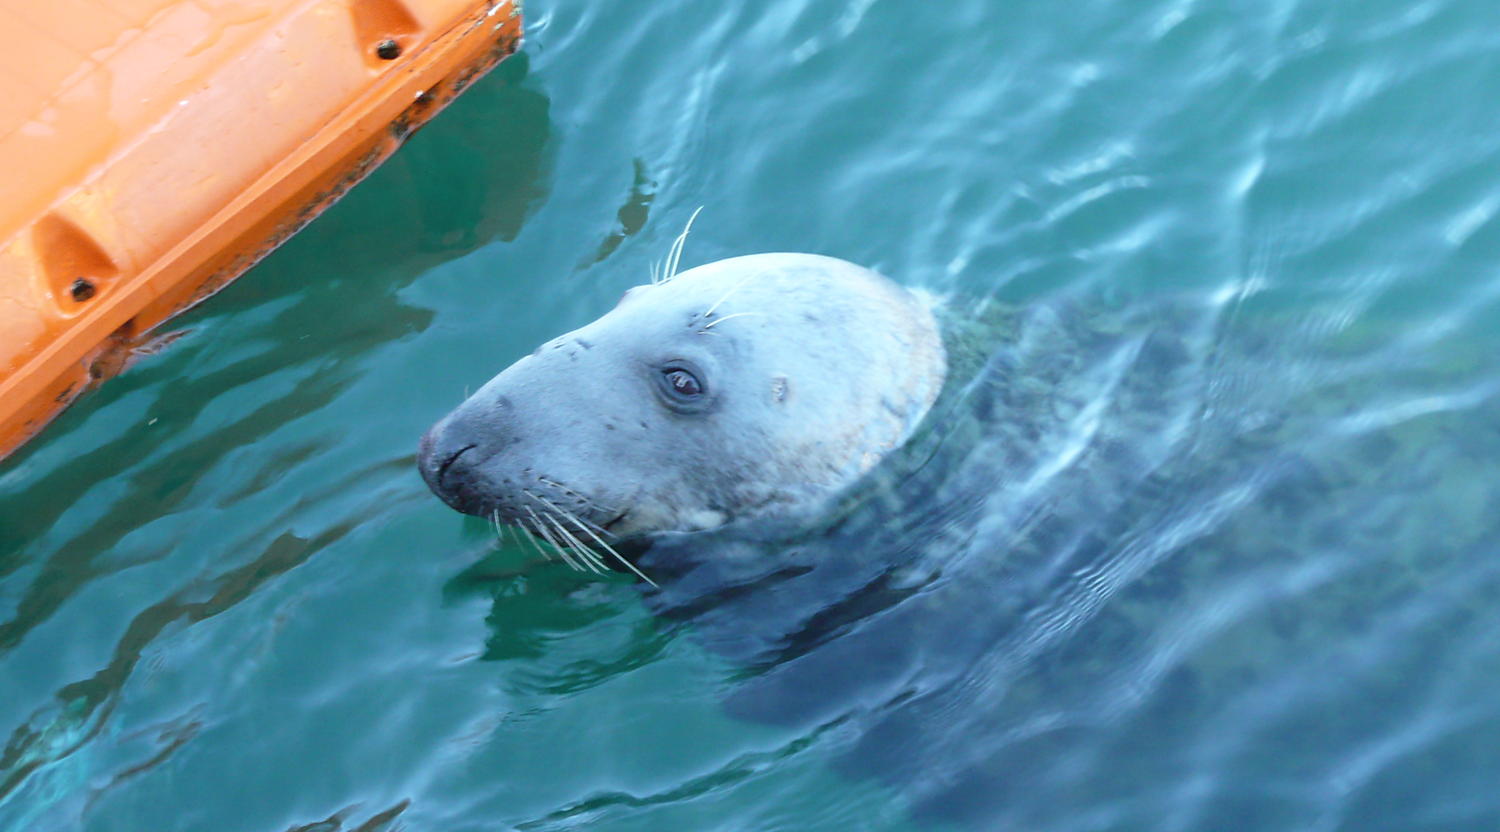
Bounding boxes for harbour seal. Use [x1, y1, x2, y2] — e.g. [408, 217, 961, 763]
[427, 248, 1497, 829]
[417, 252, 946, 570]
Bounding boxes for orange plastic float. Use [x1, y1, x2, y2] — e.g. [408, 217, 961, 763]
[0, 0, 522, 460]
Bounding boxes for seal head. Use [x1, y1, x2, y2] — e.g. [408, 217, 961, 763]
[418, 253, 945, 538]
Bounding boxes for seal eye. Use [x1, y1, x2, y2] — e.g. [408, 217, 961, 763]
[654, 362, 711, 413]
[664, 368, 702, 397]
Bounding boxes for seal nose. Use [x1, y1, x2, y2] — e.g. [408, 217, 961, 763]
[418, 395, 522, 515]
[418, 421, 482, 512]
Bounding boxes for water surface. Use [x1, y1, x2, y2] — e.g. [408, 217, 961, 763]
[5, 0, 1500, 829]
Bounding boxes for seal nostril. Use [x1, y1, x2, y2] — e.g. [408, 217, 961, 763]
[437, 444, 477, 484]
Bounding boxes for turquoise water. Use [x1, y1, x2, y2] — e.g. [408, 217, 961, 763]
[6, 0, 1500, 828]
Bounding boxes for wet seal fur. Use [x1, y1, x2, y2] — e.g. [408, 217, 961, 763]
[418, 252, 946, 563]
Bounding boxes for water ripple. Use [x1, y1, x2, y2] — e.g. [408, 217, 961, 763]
[7, 0, 1500, 829]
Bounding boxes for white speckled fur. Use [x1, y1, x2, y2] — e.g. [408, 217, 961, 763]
[421, 253, 946, 537]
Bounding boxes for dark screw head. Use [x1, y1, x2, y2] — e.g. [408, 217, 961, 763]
[375, 39, 401, 60]
[70, 278, 96, 302]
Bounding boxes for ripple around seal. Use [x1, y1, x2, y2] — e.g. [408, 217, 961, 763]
[8, 0, 1500, 829]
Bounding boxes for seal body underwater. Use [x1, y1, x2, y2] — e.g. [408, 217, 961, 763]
[420, 246, 1496, 829]
[418, 252, 946, 549]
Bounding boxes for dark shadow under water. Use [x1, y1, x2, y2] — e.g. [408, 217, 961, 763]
[620, 292, 1500, 829]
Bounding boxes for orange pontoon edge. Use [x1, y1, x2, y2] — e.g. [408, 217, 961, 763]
[0, 0, 523, 461]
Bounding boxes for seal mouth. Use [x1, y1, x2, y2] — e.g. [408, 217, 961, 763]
[601, 510, 630, 533]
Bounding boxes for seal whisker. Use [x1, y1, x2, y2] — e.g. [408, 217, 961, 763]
[663, 205, 704, 284]
[520, 488, 656, 585]
[699, 311, 761, 332]
[542, 514, 590, 560]
[548, 503, 657, 587]
[495, 511, 523, 551]
[521, 509, 567, 567]
[572, 514, 658, 587]
[535, 477, 599, 502]
[516, 518, 551, 561]
[526, 506, 592, 573]
[533, 480, 622, 521]
[540, 528, 584, 573]
[701, 272, 758, 320]
[536, 522, 580, 571]
[542, 512, 609, 573]
[500, 519, 521, 550]
[525, 488, 618, 538]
